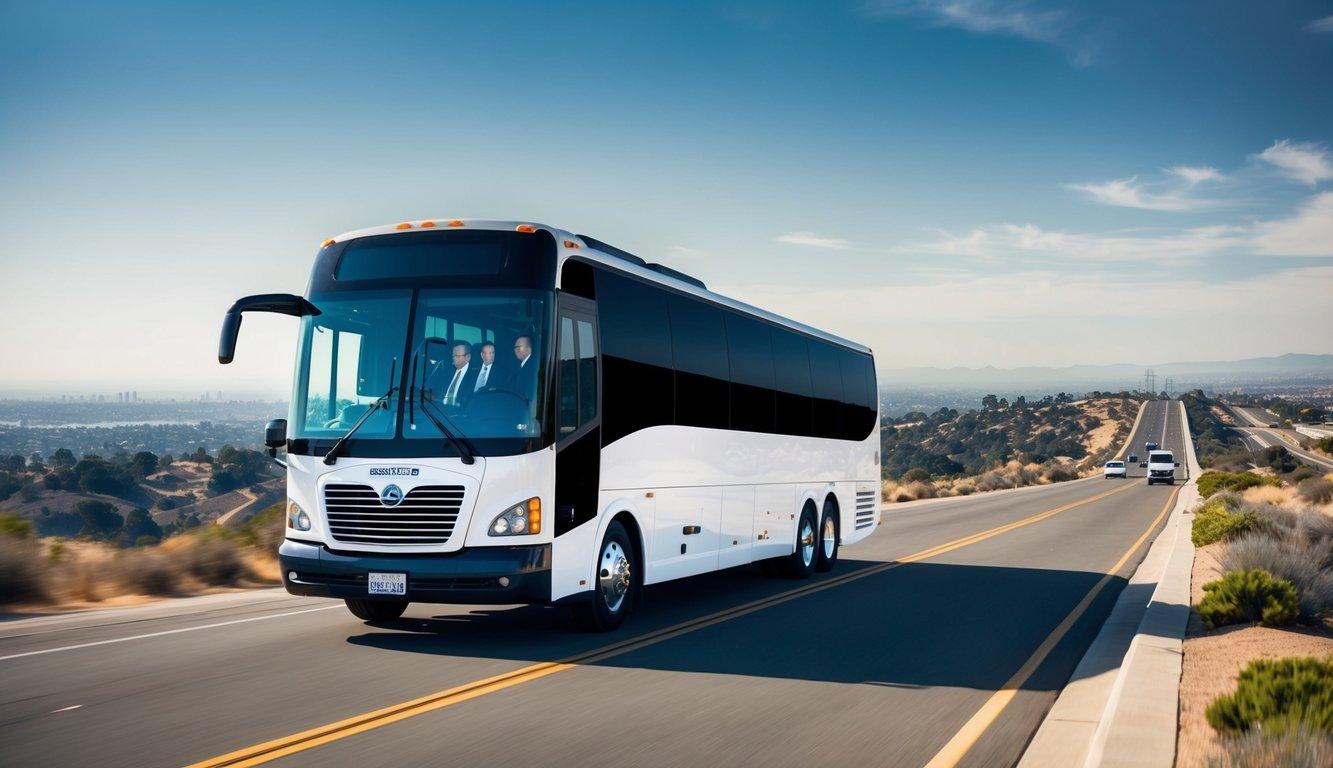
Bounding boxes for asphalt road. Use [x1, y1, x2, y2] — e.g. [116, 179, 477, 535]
[1, 401, 1188, 768]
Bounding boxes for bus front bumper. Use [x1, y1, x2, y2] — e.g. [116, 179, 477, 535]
[279, 539, 551, 605]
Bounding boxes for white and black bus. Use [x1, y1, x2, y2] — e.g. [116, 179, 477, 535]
[220, 219, 880, 630]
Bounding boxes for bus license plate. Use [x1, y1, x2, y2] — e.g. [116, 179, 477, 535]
[368, 572, 406, 595]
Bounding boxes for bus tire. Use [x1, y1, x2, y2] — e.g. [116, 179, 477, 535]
[345, 598, 407, 622]
[572, 519, 635, 632]
[815, 500, 839, 572]
[778, 504, 818, 579]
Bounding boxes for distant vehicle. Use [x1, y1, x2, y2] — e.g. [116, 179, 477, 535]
[1268, 422, 1280, 428]
[1142, 450, 1179, 486]
[217, 219, 880, 630]
[1145, 441, 1159, 452]
[1128, 454, 1139, 464]
[1103, 460, 1126, 479]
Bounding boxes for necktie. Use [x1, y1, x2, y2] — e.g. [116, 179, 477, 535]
[476, 365, 489, 390]
[445, 369, 463, 404]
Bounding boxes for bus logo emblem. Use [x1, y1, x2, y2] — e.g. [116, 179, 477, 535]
[380, 485, 404, 507]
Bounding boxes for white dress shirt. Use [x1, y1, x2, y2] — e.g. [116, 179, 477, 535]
[474, 363, 492, 391]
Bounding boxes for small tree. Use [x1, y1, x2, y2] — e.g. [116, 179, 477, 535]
[129, 451, 159, 479]
[50, 448, 75, 468]
[75, 499, 124, 539]
[121, 508, 163, 545]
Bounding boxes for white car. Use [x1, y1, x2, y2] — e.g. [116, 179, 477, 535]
[1103, 460, 1127, 479]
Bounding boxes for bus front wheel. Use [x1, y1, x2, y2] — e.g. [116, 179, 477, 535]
[572, 519, 636, 632]
[345, 598, 407, 622]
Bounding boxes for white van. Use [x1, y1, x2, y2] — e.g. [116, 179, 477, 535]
[1142, 450, 1179, 486]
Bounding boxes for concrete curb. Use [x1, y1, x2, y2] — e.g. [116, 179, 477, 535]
[1018, 400, 1200, 768]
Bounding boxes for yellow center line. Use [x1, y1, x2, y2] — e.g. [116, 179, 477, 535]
[186, 480, 1142, 768]
[922, 484, 1181, 768]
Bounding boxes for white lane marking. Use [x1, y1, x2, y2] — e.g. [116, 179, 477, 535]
[50, 705, 82, 713]
[0, 605, 343, 662]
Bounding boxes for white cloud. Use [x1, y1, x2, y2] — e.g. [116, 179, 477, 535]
[1255, 139, 1333, 185]
[1307, 15, 1333, 33]
[1166, 166, 1223, 185]
[912, 222, 1245, 262]
[1252, 192, 1333, 257]
[775, 231, 854, 250]
[1066, 176, 1219, 211]
[862, 0, 1067, 43]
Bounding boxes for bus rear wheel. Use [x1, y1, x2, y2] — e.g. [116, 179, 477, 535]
[345, 598, 408, 622]
[777, 504, 819, 579]
[572, 519, 635, 632]
[815, 501, 839, 572]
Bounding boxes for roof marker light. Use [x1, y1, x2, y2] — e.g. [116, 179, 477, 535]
[395, 222, 412, 231]
[446, 219, 465, 227]
[515, 224, 536, 233]
[420, 220, 436, 228]
[321, 238, 336, 248]
[563, 239, 580, 249]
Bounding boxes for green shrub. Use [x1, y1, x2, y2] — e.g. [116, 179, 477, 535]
[0, 536, 47, 604]
[0, 513, 33, 539]
[1193, 498, 1265, 547]
[1206, 657, 1333, 735]
[1221, 530, 1333, 622]
[1197, 569, 1300, 629]
[1216, 724, 1333, 767]
[901, 467, 931, 483]
[1198, 471, 1281, 499]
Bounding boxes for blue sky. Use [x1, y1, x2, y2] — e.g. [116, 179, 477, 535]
[2, 1, 1331, 396]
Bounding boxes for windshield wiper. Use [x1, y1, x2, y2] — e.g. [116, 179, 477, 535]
[418, 396, 478, 465]
[323, 359, 397, 466]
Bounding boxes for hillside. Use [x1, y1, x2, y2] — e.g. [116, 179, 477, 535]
[881, 392, 1144, 502]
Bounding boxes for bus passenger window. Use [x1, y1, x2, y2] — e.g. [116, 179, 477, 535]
[577, 319, 597, 425]
[558, 317, 578, 434]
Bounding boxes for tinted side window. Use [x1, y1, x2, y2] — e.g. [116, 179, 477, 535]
[808, 341, 844, 439]
[771, 328, 812, 437]
[667, 294, 729, 430]
[725, 314, 775, 433]
[838, 348, 876, 440]
[595, 269, 673, 444]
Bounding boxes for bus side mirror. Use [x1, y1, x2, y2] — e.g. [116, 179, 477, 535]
[219, 294, 320, 364]
[265, 419, 287, 449]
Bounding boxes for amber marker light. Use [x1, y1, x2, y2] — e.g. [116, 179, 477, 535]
[321, 238, 336, 248]
[446, 219, 465, 227]
[420, 220, 436, 228]
[515, 224, 536, 233]
[563, 239, 580, 249]
[527, 497, 541, 534]
[395, 222, 412, 230]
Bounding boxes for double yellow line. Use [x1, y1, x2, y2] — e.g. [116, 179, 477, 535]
[189, 481, 1143, 768]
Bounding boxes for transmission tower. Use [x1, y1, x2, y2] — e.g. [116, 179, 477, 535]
[1164, 377, 1173, 397]
[1144, 369, 1156, 396]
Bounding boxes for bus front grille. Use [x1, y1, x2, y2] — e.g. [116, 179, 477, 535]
[323, 483, 465, 545]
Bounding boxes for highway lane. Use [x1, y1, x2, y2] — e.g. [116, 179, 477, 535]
[1, 401, 1187, 768]
[1223, 403, 1333, 471]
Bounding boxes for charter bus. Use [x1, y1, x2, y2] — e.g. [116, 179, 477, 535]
[219, 219, 881, 630]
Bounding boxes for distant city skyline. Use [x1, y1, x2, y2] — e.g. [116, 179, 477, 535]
[3, 2, 1331, 396]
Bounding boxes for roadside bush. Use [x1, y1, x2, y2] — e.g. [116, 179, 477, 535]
[1221, 532, 1333, 622]
[1041, 461, 1079, 483]
[901, 467, 931, 484]
[1206, 657, 1333, 735]
[1297, 478, 1333, 505]
[0, 536, 47, 604]
[1199, 471, 1281, 500]
[1214, 725, 1333, 768]
[183, 537, 244, 585]
[1197, 568, 1300, 629]
[112, 551, 182, 595]
[1193, 496, 1266, 547]
[0, 513, 33, 539]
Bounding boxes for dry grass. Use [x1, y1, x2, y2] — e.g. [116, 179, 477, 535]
[882, 459, 1086, 503]
[1241, 484, 1295, 507]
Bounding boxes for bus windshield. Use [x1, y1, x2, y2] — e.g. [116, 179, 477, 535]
[289, 288, 550, 454]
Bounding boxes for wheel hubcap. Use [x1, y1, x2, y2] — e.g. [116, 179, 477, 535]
[598, 541, 631, 613]
[822, 515, 836, 560]
[800, 519, 816, 566]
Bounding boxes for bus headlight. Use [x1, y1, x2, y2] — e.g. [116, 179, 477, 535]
[490, 498, 540, 536]
[287, 499, 311, 531]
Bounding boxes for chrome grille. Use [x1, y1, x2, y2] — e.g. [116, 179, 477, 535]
[323, 483, 465, 545]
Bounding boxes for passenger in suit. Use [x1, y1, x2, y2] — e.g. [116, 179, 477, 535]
[507, 334, 539, 404]
[434, 340, 479, 407]
[473, 341, 498, 393]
